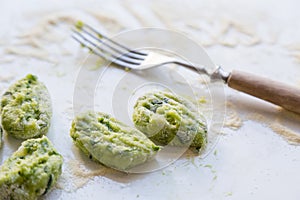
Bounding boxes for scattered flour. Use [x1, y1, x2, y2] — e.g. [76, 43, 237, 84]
[5, 46, 55, 63]
[292, 53, 300, 64]
[247, 113, 300, 145]
[0, 75, 15, 83]
[270, 123, 300, 145]
[217, 18, 261, 47]
[56, 159, 117, 192]
[5, 11, 86, 64]
[151, 6, 262, 48]
[87, 11, 124, 33]
[285, 43, 300, 64]
[223, 101, 300, 146]
[0, 57, 14, 64]
[224, 101, 243, 130]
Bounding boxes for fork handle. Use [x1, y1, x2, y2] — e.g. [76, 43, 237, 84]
[227, 70, 300, 114]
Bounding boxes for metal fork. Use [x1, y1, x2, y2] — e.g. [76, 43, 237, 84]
[72, 23, 300, 115]
[71, 23, 230, 82]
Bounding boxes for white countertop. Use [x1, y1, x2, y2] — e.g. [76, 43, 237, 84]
[1, 0, 300, 199]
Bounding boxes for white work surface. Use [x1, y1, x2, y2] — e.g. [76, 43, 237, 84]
[1, 0, 300, 199]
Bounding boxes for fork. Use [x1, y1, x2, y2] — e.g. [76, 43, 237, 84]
[72, 23, 216, 76]
[72, 22, 300, 115]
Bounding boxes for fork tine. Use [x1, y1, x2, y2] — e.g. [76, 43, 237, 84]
[75, 23, 146, 61]
[84, 24, 147, 57]
[72, 29, 144, 66]
[82, 29, 145, 62]
[80, 27, 145, 61]
[72, 32, 140, 69]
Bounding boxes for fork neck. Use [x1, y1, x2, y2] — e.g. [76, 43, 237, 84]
[211, 66, 230, 83]
[173, 61, 211, 76]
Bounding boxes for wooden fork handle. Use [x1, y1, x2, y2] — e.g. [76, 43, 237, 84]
[227, 70, 300, 114]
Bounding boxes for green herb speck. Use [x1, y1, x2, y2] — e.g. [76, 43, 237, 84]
[198, 96, 207, 103]
[225, 192, 233, 197]
[80, 43, 85, 48]
[125, 67, 131, 72]
[214, 149, 217, 156]
[75, 20, 84, 30]
[97, 33, 103, 39]
[204, 164, 213, 169]
[88, 47, 93, 53]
